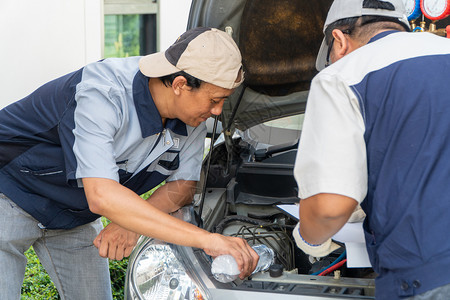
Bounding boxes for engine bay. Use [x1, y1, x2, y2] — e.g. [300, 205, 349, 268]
[196, 137, 376, 298]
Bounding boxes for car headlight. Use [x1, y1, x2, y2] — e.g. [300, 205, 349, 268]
[126, 238, 210, 300]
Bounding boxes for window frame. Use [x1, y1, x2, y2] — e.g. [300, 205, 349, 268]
[104, 0, 158, 15]
[103, 0, 159, 56]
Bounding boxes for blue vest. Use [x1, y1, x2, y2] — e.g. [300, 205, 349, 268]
[353, 32, 450, 298]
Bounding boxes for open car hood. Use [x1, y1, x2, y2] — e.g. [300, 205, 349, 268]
[188, 0, 333, 131]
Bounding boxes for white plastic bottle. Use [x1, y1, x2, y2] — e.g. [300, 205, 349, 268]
[211, 244, 275, 283]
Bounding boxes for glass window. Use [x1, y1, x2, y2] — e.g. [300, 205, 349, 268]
[244, 114, 304, 148]
[103, 0, 158, 58]
[104, 14, 157, 58]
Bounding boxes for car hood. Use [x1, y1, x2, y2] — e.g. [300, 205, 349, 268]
[188, 0, 333, 131]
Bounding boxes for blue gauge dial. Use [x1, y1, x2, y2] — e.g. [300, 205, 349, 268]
[404, 0, 422, 20]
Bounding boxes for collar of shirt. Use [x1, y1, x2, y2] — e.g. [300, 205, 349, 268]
[132, 71, 188, 138]
[368, 30, 400, 44]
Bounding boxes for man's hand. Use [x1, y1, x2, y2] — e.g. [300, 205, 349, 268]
[93, 222, 140, 260]
[202, 233, 259, 279]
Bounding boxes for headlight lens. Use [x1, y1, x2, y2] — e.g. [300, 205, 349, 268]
[129, 240, 208, 300]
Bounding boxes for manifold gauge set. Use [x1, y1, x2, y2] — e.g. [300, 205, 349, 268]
[403, 0, 450, 20]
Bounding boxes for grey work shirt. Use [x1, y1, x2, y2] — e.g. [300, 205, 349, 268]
[0, 56, 206, 229]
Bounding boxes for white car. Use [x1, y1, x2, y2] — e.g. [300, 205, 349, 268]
[124, 0, 376, 299]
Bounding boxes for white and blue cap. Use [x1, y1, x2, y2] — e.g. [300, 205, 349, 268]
[139, 27, 244, 89]
[316, 0, 410, 71]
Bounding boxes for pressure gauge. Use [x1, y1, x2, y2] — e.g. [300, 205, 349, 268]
[403, 0, 422, 20]
[421, 0, 450, 20]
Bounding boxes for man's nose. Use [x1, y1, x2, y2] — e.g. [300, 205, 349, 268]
[210, 101, 224, 116]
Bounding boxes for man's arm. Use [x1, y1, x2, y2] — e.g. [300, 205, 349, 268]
[147, 180, 196, 213]
[93, 180, 196, 260]
[299, 193, 357, 245]
[84, 177, 259, 278]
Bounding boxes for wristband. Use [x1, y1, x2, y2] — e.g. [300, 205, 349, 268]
[292, 222, 340, 257]
[297, 226, 322, 247]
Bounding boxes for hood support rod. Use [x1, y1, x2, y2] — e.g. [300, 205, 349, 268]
[196, 85, 246, 228]
[197, 115, 220, 228]
[224, 85, 247, 176]
[225, 85, 247, 135]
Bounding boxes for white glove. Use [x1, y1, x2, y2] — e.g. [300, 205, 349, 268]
[347, 204, 366, 223]
[292, 223, 340, 258]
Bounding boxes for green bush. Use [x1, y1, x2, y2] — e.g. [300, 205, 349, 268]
[21, 247, 59, 300]
[109, 257, 129, 299]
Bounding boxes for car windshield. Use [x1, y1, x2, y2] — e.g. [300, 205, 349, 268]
[241, 114, 304, 150]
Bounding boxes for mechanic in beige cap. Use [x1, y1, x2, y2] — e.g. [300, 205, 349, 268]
[293, 0, 450, 299]
[0, 26, 256, 299]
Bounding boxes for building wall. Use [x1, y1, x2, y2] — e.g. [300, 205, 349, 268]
[0, 0, 192, 109]
[0, 0, 103, 108]
[159, 0, 192, 51]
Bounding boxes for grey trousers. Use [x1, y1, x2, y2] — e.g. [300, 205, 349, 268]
[0, 193, 113, 300]
[406, 283, 450, 300]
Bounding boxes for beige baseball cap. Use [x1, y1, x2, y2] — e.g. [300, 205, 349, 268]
[139, 27, 244, 89]
[316, 0, 410, 71]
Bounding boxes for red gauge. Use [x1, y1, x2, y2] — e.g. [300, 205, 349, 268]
[421, 0, 450, 20]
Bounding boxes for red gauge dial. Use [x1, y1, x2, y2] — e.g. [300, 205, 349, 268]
[421, 0, 450, 20]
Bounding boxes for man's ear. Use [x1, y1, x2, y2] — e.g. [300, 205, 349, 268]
[172, 76, 189, 96]
[332, 29, 350, 61]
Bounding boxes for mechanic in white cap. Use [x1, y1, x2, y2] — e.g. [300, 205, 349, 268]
[0, 27, 257, 299]
[293, 0, 450, 299]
